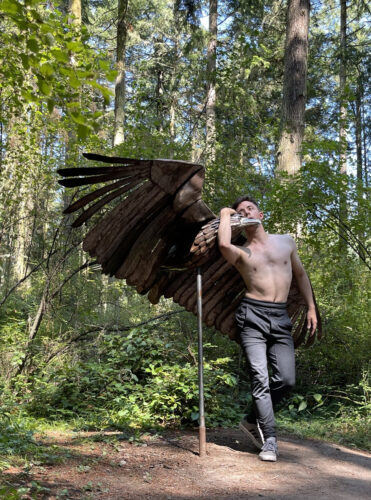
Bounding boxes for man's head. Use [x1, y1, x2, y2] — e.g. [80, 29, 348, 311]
[232, 196, 263, 222]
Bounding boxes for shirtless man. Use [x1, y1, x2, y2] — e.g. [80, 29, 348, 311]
[218, 196, 317, 462]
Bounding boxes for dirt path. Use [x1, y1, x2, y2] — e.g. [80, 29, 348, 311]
[2, 429, 370, 499]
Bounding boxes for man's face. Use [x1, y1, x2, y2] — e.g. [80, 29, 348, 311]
[236, 201, 263, 221]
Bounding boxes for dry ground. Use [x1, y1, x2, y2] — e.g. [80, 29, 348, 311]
[1, 428, 370, 499]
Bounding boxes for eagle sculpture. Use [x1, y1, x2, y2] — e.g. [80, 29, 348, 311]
[58, 153, 322, 347]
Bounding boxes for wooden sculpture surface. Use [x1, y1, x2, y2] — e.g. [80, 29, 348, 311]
[58, 153, 322, 347]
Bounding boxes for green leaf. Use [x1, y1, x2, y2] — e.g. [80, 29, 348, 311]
[298, 401, 307, 412]
[20, 53, 30, 70]
[68, 74, 81, 89]
[26, 37, 39, 53]
[313, 394, 322, 402]
[60, 67, 74, 77]
[66, 101, 81, 110]
[47, 99, 54, 113]
[39, 79, 51, 96]
[29, 8, 43, 23]
[0, 0, 23, 16]
[51, 49, 69, 63]
[76, 123, 91, 139]
[66, 40, 84, 53]
[21, 90, 37, 103]
[90, 82, 112, 105]
[106, 69, 118, 83]
[39, 63, 54, 78]
[40, 23, 54, 34]
[24, 0, 43, 6]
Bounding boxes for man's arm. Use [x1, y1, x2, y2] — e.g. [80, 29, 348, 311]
[218, 208, 242, 266]
[290, 237, 318, 336]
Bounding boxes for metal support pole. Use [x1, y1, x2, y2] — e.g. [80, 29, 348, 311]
[197, 267, 207, 457]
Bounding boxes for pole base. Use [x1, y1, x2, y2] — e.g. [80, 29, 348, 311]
[199, 424, 207, 457]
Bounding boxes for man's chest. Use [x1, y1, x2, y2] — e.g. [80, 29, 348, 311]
[238, 240, 292, 269]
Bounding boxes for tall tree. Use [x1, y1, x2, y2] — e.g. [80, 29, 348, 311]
[339, 0, 347, 177]
[113, 0, 128, 146]
[276, 0, 310, 174]
[338, 0, 347, 250]
[68, 0, 82, 25]
[205, 0, 218, 165]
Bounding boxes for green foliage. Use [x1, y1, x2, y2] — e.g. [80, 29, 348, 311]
[277, 371, 371, 450]
[0, 0, 114, 139]
[0, 0, 369, 468]
[4, 322, 244, 430]
[0, 412, 66, 471]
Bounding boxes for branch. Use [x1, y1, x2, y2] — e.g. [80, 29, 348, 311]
[313, 204, 371, 259]
[311, 210, 371, 271]
[0, 252, 57, 308]
[40, 310, 187, 368]
[50, 260, 96, 301]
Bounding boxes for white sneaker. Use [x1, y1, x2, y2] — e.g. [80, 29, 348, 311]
[259, 437, 279, 462]
[239, 418, 264, 450]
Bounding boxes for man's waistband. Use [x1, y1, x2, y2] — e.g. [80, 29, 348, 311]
[240, 296, 287, 309]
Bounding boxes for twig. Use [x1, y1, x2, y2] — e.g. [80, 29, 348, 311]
[40, 309, 188, 368]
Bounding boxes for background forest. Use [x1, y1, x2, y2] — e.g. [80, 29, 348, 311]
[0, 0, 370, 471]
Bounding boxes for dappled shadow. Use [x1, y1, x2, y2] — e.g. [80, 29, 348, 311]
[0, 472, 84, 499]
[206, 427, 260, 453]
[279, 434, 371, 470]
[206, 427, 371, 469]
[2, 428, 370, 499]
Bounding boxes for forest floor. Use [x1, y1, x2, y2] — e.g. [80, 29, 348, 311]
[1, 428, 370, 499]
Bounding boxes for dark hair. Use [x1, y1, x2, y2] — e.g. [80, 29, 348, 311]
[232, 196, 260, 211]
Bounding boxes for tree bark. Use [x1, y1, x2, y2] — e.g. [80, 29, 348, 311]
[154, 36, 165, 133]
[170, 101, 176, 140]
[206, 0, 217, 165]
[68, 0, 81, 25]
[338, 0, 347, 250]
[362, 101, 368, 192]
[113, 0, 128, 146]
[339, 0, 347, 176]
[355, 72, 364, 260]
[355, 75, 362, 186]
[276, 0, 310, 174]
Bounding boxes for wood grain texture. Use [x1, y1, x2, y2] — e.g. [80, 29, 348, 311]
[63, 178, 129, 214]
[173, 170, 204, 213]
[151, 160, 202, 195]
[58, 153, 322, 347]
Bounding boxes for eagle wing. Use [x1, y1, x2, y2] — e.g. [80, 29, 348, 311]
[58, 153, 322, 347]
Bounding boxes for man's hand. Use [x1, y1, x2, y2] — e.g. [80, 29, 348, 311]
[218, 207, 241, 266]
[220, 207, 237, 217]
[307, 308, 317, 336]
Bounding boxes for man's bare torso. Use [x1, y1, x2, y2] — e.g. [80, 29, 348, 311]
[235, 234, 293, 302]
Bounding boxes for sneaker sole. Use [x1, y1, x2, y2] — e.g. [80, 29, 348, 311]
[239, 422, 263, 450]
[259, 454, 277, 462]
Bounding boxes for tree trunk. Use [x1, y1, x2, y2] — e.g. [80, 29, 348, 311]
[113, 0, 128, 146]
[276, 0, 310, 174]
[64, 0, 81, 222]
[155, 36, 165, 133]
[339, 0, 347, 176]
[355, 72, 364, 260]
[355, 75, 362, 186]
[170, 101, 176, 140]
[205, 0, 217, 165]
[338, 0, 347, 250]
[362, 101, 368, 192]
[68, 0, 81, 25]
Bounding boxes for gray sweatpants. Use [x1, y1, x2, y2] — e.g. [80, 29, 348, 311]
[236, 297, 296, 439]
